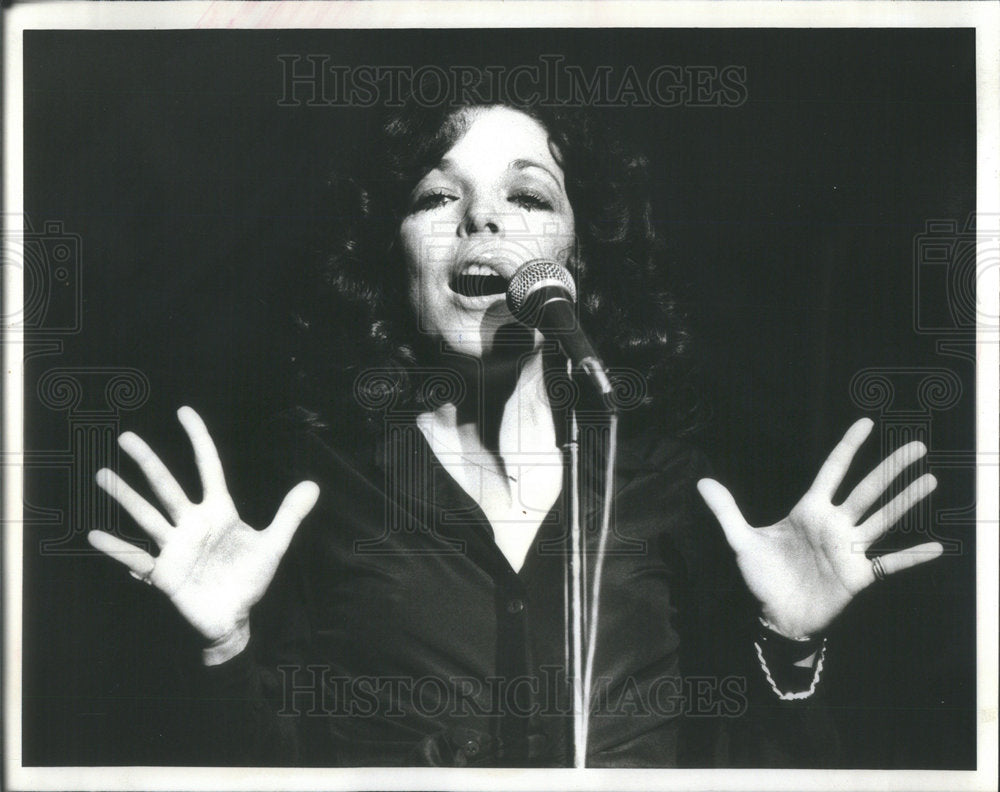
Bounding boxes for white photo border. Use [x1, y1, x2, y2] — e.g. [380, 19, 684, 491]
[3, 2, 997, 791]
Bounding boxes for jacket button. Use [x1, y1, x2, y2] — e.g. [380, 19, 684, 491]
[506, 598, 525, 614]
[463, 738, 480, 757]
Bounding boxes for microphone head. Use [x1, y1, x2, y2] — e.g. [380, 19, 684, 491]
[505, 260, 577, 323]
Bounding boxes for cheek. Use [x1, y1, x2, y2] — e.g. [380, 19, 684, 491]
[399, 222, 429, 322]
[400, 216, 457, 276]
[400, 230, 452, 318]
[398, 219, 425, 279]
[530, 213, 576, 263]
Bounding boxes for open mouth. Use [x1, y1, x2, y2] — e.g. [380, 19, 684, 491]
[450, 262, 508, 298]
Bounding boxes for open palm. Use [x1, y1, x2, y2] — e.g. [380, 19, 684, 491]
[698, 418, 942, 638]
[88, 407, 319, 659]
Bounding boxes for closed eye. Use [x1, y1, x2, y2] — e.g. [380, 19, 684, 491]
[509, 190, 553, 211]
[409, 190, 457, 213]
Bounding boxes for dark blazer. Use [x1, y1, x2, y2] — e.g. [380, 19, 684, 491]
[198, 414, 839, 767]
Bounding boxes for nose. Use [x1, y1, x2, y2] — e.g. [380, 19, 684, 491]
[460, 195, 504, 237]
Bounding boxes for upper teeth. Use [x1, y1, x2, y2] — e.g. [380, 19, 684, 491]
[461, 262, 500, 277]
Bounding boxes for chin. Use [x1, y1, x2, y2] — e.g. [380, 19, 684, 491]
[481, 323, 543, 360]
[440, 336, 488, 359]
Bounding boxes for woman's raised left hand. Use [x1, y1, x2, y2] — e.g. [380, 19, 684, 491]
[697, 418, 943, 638]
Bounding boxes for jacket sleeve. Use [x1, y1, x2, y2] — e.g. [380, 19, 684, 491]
[192, 538, 324, 766]
[668, 446, 842, 768]
[190, 414, 342, 766]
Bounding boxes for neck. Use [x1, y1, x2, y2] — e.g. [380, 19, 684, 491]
[427, 330, 557, 456]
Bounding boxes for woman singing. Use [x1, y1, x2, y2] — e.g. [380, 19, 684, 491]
[87, 99, 943, 767]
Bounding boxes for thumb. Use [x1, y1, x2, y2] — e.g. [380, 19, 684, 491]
[697, 478, 752, 552]
[266, 480, 321, 555]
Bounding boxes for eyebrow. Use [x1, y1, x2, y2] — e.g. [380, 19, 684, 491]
[432, 157, 564, 189]
[509, 158, 564, 188]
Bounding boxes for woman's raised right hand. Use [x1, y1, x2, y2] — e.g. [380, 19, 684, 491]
[88, 406, 320, 665]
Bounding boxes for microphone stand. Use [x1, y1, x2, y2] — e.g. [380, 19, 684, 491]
[563, 358, 618, 770]
[567, 390, 585, 769]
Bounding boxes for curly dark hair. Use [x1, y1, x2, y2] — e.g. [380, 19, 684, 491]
[291, 99, 697, 439]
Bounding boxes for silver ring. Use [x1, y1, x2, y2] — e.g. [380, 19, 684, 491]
[129, 562, 155, 586]
[871, 555, 887, 582]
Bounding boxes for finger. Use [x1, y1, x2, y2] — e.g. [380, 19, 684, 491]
[87, 530, 157, 578]
[697, 478, 753, 552]
[176, 406, 228, 499]
[265, 481, 320, 556]
[841, 439, 927, 520]
[871, 542, 944, 582]
[857, 473, 937, 543]
[95, 468, 173, 545]
[808, 418, 874, 499]
[117, 432, 190, 521]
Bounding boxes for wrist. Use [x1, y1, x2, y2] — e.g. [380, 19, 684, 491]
[757, 613, 813, 642]
[202, 621, 251, 667]
[756, 615, 824, 665]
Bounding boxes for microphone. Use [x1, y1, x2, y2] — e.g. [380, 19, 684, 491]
[506, 260, 615, 405]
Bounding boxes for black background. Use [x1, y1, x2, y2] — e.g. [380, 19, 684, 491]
[22, 29, 976, 767]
